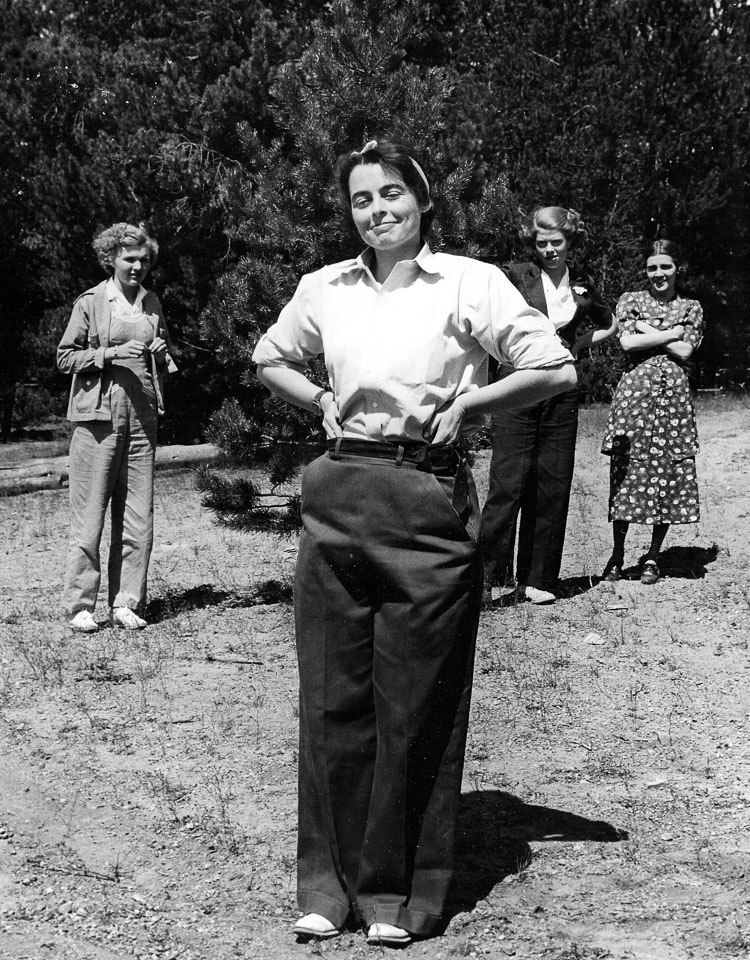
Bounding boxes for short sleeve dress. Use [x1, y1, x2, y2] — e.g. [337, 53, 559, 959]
[601, 290, 704, 525]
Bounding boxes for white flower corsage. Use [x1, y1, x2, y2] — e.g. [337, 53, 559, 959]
[572, 285, 587, 296]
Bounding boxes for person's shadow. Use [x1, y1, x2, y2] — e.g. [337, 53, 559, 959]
[550, 542, 719, 596]
[597, 542, 719, 584]
[632, 543, 718, 580]
[446, 789, 627, 919]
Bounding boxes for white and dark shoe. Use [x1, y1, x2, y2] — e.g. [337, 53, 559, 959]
[110, 607, 147, 630]
[518, 585, 556, 605]
[292, 913, 341, 940]
[640, 559, 660, 585]
[69, 610, 98, 633]
[366, 922, 412, 947]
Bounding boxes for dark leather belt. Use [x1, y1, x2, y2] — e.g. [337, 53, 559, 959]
[327, 438, 461, 473]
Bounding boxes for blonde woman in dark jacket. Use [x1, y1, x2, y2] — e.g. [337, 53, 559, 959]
[57, 222, 177, 633]
[481, 206, 616, 604]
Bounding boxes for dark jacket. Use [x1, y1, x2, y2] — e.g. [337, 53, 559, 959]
[504, 261, 612, 350]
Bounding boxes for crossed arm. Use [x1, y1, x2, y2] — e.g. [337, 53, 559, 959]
[620, 321, 694, 362]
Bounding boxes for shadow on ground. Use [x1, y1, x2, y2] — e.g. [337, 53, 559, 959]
[144, 579, 293, 623]
[610, 542, 719, 583]
[549, 543, 720, 597]
[447, 789, 627, 918]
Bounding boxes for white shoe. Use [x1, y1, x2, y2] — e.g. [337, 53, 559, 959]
[110, 607, 147, 630]
[366, 922, 412, 946]
[69, 610, 98, 633]
[292, 913, 340, 940]
[518, 585, 556, 605]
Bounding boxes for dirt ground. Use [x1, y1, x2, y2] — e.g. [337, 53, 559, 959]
[1, 397, 749, 960]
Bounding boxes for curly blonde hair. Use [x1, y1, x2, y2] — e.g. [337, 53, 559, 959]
[92, 222, 159, 275]
[519, 206, 587, 251]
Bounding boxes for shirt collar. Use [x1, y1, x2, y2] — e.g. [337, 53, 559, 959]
[337, 242, 441, 281]
[541, 266, 571, 293]
[106, 277, 146, 309]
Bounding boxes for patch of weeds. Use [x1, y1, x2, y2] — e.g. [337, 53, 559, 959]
[519, 654, 574, 730]
[626, 678, 648, 719]
[195, 765, 249, 855]
[617, 780, 659, 866]
[585, 749, 632, 782]
[76, 657, 133, 685]
[723, 914, 750, 957]
[71, 691, 137, 754]
[144, 768, 193, 823]
[546, 945, 615, 959]
[8, 631, 67, 686]
[0, 655, 15, 706]
[26, 845, 126, 884]
[30, 496, 58, 541]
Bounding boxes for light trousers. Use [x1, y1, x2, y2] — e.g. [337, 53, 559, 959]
[294, 451, 482, 936]
[62, 382, 157, 616]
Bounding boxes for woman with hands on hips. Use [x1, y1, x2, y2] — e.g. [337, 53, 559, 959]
[481, 206, 616, 605]
[57, 222, 177, 633]
[601, 239, 704, 585]
[252, 139, 576, 947]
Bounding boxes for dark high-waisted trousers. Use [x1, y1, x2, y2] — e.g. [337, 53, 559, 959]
[481, 388, 579, 591]
[294, 445, 482, 936]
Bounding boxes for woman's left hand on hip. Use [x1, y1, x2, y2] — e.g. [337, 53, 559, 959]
[431, 398, 466, 445]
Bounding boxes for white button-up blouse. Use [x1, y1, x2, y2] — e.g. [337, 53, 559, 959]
[252, 245, 573, 443]
[540, 267, 578, 330]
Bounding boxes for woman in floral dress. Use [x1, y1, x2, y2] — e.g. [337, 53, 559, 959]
[601, 240, 704, 585]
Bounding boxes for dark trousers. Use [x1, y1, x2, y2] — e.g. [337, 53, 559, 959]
[294, 451, 482, 936]
[481, 389, 578, 591]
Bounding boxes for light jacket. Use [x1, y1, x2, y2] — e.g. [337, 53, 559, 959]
[57, 280, 177, 422]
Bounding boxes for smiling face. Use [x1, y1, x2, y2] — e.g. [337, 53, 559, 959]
[534, 228, 570, 274]
[348, 162, 429, 262]
[112, 243, 152, 297]
[645, 254, 677, 301]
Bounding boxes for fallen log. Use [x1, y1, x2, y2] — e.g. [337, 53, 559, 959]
[0, 443, 219, 496]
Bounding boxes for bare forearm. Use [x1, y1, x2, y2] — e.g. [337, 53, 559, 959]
[664, 341, 694, 361]
[256, 364, 329, 414]
[620, 330, 679, 352]
[461, 364, 577, 417]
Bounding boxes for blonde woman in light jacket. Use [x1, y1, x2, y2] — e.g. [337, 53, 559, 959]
[57, 222, 177, 633]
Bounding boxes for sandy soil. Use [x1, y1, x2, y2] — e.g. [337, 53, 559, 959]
[0, 397, 748, 960]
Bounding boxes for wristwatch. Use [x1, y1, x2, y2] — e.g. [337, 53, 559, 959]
[312, 389, 329, 413]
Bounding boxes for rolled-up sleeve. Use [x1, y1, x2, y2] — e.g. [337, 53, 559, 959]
[467, 262, 573, 369]
[251, 274, 324, 371]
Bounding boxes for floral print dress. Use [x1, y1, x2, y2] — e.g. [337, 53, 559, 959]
[601, 290, 704, 524]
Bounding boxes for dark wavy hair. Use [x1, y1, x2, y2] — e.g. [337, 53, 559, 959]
[646, 238, 681, 265]
[336, 139, 435, 238]
[92, 222, 159, 275]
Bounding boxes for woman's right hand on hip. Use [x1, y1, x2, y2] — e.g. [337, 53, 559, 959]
[320, 393, 343, 439]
